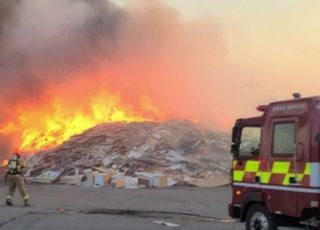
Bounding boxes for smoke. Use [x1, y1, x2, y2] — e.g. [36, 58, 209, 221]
[0, 0, 230, 157]
[0, 0, 121, 99]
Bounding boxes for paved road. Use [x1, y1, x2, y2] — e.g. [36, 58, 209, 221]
[0, 184, 304, 230]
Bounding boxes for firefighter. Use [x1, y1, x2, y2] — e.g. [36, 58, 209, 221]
[5, 151, 30, 206]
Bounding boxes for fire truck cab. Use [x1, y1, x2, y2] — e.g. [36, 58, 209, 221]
[229, 96, 320, 230]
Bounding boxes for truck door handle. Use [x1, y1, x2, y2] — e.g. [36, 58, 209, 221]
[289, 177, 297, 184]
[255, 176, 260, 183]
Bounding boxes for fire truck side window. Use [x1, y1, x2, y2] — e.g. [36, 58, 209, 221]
[239, 127, 261, 157]
[273, 123, 296, 155]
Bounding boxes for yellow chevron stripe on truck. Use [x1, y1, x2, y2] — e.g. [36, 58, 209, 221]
[233, 160, 311, 185]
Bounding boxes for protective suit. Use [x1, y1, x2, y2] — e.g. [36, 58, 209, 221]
[5, 153, 30, 206]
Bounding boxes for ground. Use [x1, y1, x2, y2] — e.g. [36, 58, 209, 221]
[0, 184, 304, 230]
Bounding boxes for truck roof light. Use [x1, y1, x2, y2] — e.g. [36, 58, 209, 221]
[293, 93, 301, 99]
[256, 105, 268, 112]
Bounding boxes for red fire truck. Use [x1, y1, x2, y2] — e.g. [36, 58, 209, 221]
[229, 95, 320, 230]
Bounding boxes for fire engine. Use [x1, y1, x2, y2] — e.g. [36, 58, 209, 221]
[229, 94, 320, 230]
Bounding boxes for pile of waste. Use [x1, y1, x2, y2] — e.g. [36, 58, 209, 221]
[25, 120, 231, 188]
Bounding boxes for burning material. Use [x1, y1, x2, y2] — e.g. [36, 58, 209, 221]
[25, 120, 230, 188]
[0, 89, 161, 152]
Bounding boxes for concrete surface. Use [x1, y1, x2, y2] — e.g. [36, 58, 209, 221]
[0, 184, 305, 230]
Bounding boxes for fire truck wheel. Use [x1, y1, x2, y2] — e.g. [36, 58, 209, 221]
[245, 204, 277, 230]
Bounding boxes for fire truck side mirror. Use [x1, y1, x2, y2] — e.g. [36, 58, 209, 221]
[231, 144, 239, 156]
[231, 122, 242, 156]
[232, 126, 240, 144]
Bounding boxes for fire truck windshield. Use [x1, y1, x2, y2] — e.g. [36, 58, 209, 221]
[239, 126, 261, 157]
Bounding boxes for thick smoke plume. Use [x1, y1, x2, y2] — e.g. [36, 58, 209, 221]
[0, 0, 230, 158]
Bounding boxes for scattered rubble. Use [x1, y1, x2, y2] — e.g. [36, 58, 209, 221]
[25, 120, 231, 188]
[152, 220, 180, 227]
[32, 171, 62, 184]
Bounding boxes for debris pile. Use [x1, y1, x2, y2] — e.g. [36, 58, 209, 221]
[26, 120, 231, 188]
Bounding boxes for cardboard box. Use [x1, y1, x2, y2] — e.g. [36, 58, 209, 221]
[94, 173, 112, 187]
[152, 175, 168, 188]
[104, 174, 112, 185]
[115, 178, 126, 188]
[60, 175, 84, 186]
[138, 177, 151, 188]
[159, 175, 168, 188]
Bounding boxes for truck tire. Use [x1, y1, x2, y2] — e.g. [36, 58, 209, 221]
[245, 204, 277, 230]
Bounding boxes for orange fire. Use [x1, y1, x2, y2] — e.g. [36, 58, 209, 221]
[0, 88, 162, 152]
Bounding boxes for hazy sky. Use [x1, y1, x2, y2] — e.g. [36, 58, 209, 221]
[113, 0, 320, 118]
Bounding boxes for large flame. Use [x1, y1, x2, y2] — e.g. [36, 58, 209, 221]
[0, 88, 162, 152]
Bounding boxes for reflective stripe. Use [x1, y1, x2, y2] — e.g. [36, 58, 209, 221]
[272, 162, 290, 174]
[232, 160, 315, 186]
[304, 163, 311, 175]
[233, 171, 245, 181]
[234, 182, 320, 194]
[283, 173, 296, 186]
[256, 171, 272, 184]
[245, 161, 260, 172]
[296, 173, 304, 181]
